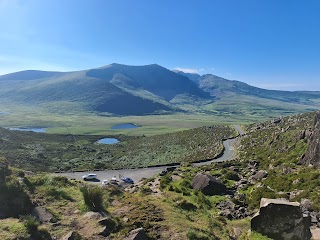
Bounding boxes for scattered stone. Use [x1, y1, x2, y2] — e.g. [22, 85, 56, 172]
[83, 211, 102, 220]
[124, 228, 148, 240]
[248, 160, 259, 169]
[289, 190, 304, 200]
[251, 198, 311, 240]
[301, 199, 313, 213]
[192, 173, 227, 196]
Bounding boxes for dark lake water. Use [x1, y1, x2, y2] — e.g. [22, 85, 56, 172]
[111, 123, 140, 129]
[8, 127, 46, 133]
[97, 138, 120, 144]
[0, 112, 9, 115]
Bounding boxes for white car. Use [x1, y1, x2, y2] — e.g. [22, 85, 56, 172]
[82, 173, 97, 180]
[101, 179, 109, 185]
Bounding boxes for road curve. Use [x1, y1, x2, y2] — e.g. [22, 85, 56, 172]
[55, 125, 243, 183]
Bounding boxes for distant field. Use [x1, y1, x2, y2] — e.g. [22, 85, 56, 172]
[0, 103, 280, 136]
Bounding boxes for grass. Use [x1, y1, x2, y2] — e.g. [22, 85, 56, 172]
[0, 102, 297, 137]
[0, 218, 30, 240]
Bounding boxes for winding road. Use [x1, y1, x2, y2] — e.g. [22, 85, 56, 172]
[55, 125, 244, 183]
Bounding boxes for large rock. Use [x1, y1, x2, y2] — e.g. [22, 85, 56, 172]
[251, 198, 311, 240]
[252, 170, 268, 180]
[192, 173, 227, 196]
[299, 111, 320, 167]
[98, 216, 118, 237]
[61, 231, 81, 240]
[124, 228, 148, 240]
[32, 206, 53, 223]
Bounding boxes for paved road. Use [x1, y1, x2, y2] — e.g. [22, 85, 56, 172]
[55, 125, 244, 183]
[234, 124, 245, 136]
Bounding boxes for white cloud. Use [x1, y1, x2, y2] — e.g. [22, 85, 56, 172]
[173, 67, 199, 74]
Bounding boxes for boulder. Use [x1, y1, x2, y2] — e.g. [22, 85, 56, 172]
[192, 173, 227, 196]
[97, 216, 118, 237]
[252, 170, 268, 180]
[251, 198, 311, 240]
[124, 228, 148, 240]
[32, 206, 53, 223]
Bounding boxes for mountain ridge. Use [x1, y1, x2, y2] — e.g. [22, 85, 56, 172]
[1, 63, 320, 116]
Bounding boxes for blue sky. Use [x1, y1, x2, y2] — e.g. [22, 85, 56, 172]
[0, 0, 320, 90]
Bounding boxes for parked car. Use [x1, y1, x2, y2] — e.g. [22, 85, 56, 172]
[121, 177, 134, 184]
[82, 173, 97, 180]
[159, 170, 168, 176]
[101, 179, 109, 185]
[166, 166, 177, 172]
[110, 177, 118, 185]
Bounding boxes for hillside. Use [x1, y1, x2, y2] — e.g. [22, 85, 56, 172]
[1, 112, 320, 239]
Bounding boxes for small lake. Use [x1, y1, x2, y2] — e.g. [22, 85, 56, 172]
[111, 123, 141, 130]
[8, 127, 46, 133]
[0, 112, 9, 115]
[97, 138, 120, 144]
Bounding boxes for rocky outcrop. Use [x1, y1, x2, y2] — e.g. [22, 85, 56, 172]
[299, 111, 320, 167]
[251, 198, 311, 240]
[0, 157, 9, 185]
[192, 173, 227, 196]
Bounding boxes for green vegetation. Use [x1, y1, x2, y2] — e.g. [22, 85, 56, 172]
[80, 185, 104, 211]
[0, 124, 236, 171]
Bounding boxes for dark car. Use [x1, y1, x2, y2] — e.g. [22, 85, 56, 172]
[159, 170, 168, 176]
[121, 177, 134, 184]
[166, 166, 177, 172]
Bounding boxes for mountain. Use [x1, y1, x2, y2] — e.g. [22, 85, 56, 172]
[1, 63, 320, 117]
[173, 70, 201, 84]
[198, 74, 320, 105]
[0, 64, 209, 115]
